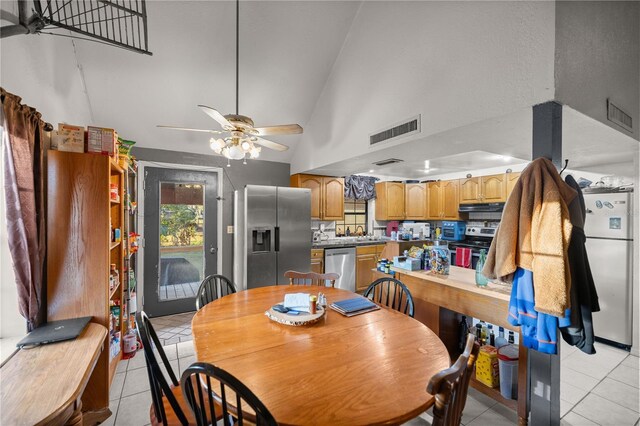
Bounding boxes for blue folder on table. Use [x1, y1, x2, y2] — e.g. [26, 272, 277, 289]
[330, 298, 379, 317]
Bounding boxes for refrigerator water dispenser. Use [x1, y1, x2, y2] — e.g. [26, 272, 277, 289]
[252, 229, 271, 252]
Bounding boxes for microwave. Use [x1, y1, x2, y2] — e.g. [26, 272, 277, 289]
[442, 221, 466, 241]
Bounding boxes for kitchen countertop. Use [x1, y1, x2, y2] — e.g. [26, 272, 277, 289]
[312, 239, 389, 249]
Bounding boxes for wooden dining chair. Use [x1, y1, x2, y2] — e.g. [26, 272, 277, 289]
[363, 277, 415, 317]
[136, 311, 222, 426]
[283, 270, 340, 287]
[195, 274, 237, 311]
[181, 362, 278, 426]
[427, 333, 480, 426]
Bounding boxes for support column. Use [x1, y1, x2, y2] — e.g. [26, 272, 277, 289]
[529, 101, 562, 426]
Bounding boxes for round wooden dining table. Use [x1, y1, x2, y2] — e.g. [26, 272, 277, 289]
[191, 285, 450, 426]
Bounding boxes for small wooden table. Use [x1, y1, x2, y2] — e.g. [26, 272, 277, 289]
[0, 322, 108, 426]
[192, 286, 450, 426]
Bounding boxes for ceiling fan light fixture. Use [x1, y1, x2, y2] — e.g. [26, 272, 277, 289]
[241, 140, 251, 151]
[249, 145, 261, 159]
[210, 138, 226, 153]
[225, 144, 246, 160]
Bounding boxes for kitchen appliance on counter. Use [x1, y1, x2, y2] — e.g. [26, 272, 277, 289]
[324, 247, 356, 292]
[583, 190, 634, 349]
[448, 225, 496, 269]
[442, 221, 466, 241]
[234, 185, 311, 290]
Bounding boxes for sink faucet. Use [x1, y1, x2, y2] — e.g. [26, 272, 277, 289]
[355, 225, 364, 236]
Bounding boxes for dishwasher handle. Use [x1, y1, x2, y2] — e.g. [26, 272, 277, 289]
[325, 249, 353, 257]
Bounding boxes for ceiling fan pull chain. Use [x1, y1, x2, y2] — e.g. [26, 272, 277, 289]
[236, 0, 239, 115]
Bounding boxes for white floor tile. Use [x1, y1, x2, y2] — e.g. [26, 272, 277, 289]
[115, 390, 152, 426]
[622, 355, 640, 370]
[573, 393, 640, 426]
[608, 364, 640, 389]
[561, 411, 600, 425]
[116, 359, 128, 373]
[561, 367, 601, 392]
[101, 399, 120, 426]
[178, 355, 196, 376]
[121, 367, 152, 397]
[561, 381, 590, 405]
[127, 351, 147, 371]
[466, 402, 517, 426]
[561, 398, 574, 417]
[562, 349, 624, 380]
[592, 377, 640, 413]
[110, 372, 126, 401]
[160, 344, 178, 361]
[177, 340, 195, 358]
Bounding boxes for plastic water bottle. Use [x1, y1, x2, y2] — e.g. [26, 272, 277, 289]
[475, 249, 489, 287]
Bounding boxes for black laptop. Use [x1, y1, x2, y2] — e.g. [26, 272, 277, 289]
[16, 316, 92, 348]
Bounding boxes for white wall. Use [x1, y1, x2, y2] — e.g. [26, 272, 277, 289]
[0, 29, 93, 126]
[291, 1, 556, 174]
[555, 1, 640, 142]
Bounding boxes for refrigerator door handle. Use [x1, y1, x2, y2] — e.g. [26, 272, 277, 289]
[274, 226, 280, 252]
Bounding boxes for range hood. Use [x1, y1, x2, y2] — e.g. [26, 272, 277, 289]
[458, 202, 505, 213]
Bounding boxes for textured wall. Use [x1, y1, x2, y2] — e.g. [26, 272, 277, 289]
[555, 1, 640, 141]
[291, 1, 556, 174]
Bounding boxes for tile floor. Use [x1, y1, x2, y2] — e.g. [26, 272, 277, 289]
[104, 312, 640, 426]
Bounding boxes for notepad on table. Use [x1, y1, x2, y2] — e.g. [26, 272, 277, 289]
[330, 297, 380, 317]
[283, 293, 311, 313]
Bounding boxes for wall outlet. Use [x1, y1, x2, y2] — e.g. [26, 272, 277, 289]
[227, 225, 234, 234]
[320, 223, 325, 232]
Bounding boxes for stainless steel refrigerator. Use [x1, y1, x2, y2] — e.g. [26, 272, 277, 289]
[584, 190, 634, 348]
[234, 185, 311, 290]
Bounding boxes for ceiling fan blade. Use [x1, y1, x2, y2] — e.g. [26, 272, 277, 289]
[253, 124, 303, 136]
[198, 105, 234, 130]
[254, 137, 289, 152]
[157, 125, 223, 134]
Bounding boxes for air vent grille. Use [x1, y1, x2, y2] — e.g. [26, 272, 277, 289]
[607, 99, 633, 132]
[370, 115, 420, 145]
[372, 158, 404, 167]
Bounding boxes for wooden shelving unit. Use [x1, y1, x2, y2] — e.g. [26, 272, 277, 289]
[470, 372, 517, 411]
[46, 150, 126, 422]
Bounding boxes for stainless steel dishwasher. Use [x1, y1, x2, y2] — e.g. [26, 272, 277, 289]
[324, 247, 356, 292]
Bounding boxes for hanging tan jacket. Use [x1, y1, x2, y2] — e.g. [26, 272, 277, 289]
[482, 158, 577, 317]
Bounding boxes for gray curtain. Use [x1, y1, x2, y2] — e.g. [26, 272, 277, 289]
[1, 88, 46, 331]
[344, 175, 378, 200]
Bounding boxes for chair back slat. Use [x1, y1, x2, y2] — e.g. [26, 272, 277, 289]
[283, 270, 340, 287]
[427, 333, 480, 426]
[196, 274, 237, 311]
[135, 311, 189, 426]
[363, 278, 415, 317]
[181, 362, 278, 426]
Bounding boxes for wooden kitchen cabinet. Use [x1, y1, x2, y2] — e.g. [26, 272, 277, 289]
[505, 172, 521, 200]
[404, 183, 427, 219]
[311, 249, 324, 274]
[458, 174, 506, 204]
[290, 174, 344, 220]
[355, 244, 386, 292]
[427, 180, 461, 219]
[375, 182, 406, 220]
[480, 174, 506, 203]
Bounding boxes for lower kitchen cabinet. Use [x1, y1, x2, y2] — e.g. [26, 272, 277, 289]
[311, 249, 324, 274]
[356, 244, 386, 292]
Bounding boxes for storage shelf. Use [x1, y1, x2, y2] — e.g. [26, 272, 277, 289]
[110, 199, 121, 205]
[109, 281, 122, 299]
[470, 373, 517, 411]
[110, 241, 121, 250]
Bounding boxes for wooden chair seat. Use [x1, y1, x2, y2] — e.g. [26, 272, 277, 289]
[150, 382, 223, 426]
[283, 270, 340, 287]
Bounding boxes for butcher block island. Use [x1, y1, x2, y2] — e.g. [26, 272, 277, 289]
[374, 266, 529, 425]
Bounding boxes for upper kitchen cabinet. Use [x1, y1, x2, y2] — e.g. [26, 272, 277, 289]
[505, 172, 521, 200]
[458, 174, 506, 204]
[428, 180, 461, 219]
[290, 174, 344, 220]
[375, 182, 406, 220]
[404, 183, 427, 219]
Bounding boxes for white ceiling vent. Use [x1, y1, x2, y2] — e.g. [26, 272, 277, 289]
[607, 99, 633, 133]
[372, 158, 404, 167]
[370, 115, 421, 146]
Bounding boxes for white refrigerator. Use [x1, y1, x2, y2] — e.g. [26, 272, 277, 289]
[584, 190, 634, 349]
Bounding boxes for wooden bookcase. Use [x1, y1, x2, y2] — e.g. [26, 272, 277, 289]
[47, 150, 125, 421]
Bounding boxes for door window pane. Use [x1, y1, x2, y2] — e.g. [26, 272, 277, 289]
[158, 183, 204, 301]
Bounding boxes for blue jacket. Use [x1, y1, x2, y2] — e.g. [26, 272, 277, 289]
[508, 268, 571, 354]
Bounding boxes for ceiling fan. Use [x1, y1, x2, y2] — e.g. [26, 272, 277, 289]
[157, 0, 302, 162]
